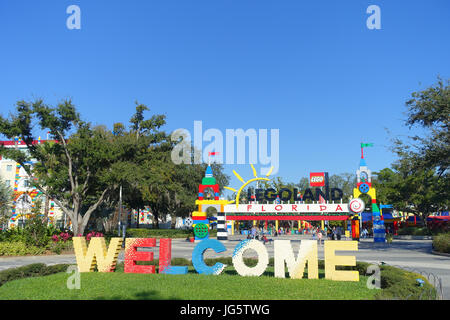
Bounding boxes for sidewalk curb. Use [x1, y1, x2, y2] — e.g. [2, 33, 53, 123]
[393, 235, 433, 240]
[431, 250, 450, 257]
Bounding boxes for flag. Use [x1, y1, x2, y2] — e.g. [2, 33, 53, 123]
[361, 143, 374, 148]
[208, 152, 219, 156]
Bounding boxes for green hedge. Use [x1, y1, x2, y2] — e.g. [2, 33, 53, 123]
[0, 242, 47, 256]
[433, 233, 450, 254]
[375, 265, 437, 300]
[0, 263, 70, 287]
[126, 228, 217, 238]
[397, 227, 431, 236]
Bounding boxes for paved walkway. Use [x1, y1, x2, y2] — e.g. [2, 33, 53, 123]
[0, 235, 448, 299]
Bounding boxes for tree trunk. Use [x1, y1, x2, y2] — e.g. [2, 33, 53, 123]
[171, 214, 176, 229]
[136, 208, 140, 229]
[153, 210, 159, 229]
[44, 195, 49, 225]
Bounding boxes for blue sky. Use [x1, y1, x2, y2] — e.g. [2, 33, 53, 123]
[0, 0, 449, 190]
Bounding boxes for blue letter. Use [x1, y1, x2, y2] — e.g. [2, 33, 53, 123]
[192, 239, 227, 275]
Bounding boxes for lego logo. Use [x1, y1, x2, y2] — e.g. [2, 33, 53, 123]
[311, 176, 324, 183]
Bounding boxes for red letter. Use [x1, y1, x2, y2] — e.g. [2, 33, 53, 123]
[275, 205, 282, 211]
[247, 205, 252, 212]
[124, 238, 156, 274]
[320, 205, 327, 211]
[336, 205, 343, 212]
[292, 205, 297, 211]
[159, 238, 172, 273]
[261, 205, 266, 212]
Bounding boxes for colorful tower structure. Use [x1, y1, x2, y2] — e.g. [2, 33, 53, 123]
[353, 144, 385, 243]
[198, 166, 220, 200]
[192, 165, 229, 241]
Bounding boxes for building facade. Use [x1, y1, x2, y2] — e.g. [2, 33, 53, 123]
[0, 139, 65, 228]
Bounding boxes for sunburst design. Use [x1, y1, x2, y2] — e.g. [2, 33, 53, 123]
[224, 164, 274, 208]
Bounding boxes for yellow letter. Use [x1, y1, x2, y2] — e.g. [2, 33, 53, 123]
[324, 241, 359, 281]
[73, 237, 123, 272]
[274, 240, 318, 279]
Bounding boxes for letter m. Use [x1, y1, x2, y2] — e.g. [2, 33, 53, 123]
[274, 240, 318, 279]
[226, 128, 257, 164]
[73, 237, 123, 272]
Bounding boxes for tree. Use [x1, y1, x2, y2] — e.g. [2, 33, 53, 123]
[0, 99, 154, 235]
[0, 178, 13, 228]
[328, 173, 356, 201]
[401, 77, 449, 176]
[385, 78, 450, 218]
[375, 165, 448, 221]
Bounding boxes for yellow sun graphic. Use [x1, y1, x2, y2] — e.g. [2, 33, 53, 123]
[224, 164, 274, 208]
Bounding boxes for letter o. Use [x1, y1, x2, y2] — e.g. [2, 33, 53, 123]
[232, 240, 269, 277]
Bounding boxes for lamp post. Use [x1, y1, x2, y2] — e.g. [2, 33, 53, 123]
[118, 185, 122, 237]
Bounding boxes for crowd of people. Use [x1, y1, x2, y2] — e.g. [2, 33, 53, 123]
[245, 224, 350, 245]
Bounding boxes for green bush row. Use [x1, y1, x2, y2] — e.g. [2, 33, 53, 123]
[125, 228, 217, 238]
[433, 233, 450, 254]
[397, 227, 431, 236]
[0, 217, 66, 248]
[0, 240, 75, 256]
[0, 263, 70, 287]
[0, 242, 47, 256]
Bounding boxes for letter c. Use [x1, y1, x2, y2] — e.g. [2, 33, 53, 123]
[192, 239, 227, 275]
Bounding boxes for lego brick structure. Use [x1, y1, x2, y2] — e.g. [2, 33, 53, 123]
[192, 239, 227, 275]
[124, 238, 156, 274]
[73, 237, 122, 272]
[324, 240, 359, 281]
[216, 211, 227, 240]
[159, 238, 188, 275]
[232, 239, 269, 277]
[274, 240, 318, 279]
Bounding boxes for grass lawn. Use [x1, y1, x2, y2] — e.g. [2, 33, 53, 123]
[0, 265, 377, 300]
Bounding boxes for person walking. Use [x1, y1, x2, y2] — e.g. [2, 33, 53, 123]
[317, 229, 323, 245]
[251, 225, 257, 239]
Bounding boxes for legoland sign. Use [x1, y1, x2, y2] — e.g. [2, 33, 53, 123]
[225, 203, 348, 213]
[246, 187, 344, 202]
[310, 172, 326, 187]
[73, 237, 360, 281]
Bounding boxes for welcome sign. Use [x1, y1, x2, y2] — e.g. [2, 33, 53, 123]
[73, 237, 360, 281]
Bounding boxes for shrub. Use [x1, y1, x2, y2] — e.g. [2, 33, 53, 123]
[86, 232, 104, 241]
[0, 263, 70, 287]
[49, 232, 73, 254]
[126, 228, 217, 239]
[397, 226, 431, 236]
[24, 216, 51, 247]
[374, 265, 437, 300]
[432, 233, 450, 254]
[0, 241, 46, 256]
[0, 228, 27, 242]
[126, 228, 191, 238]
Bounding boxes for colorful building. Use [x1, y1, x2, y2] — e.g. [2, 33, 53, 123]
[0, 139, 64, 228]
